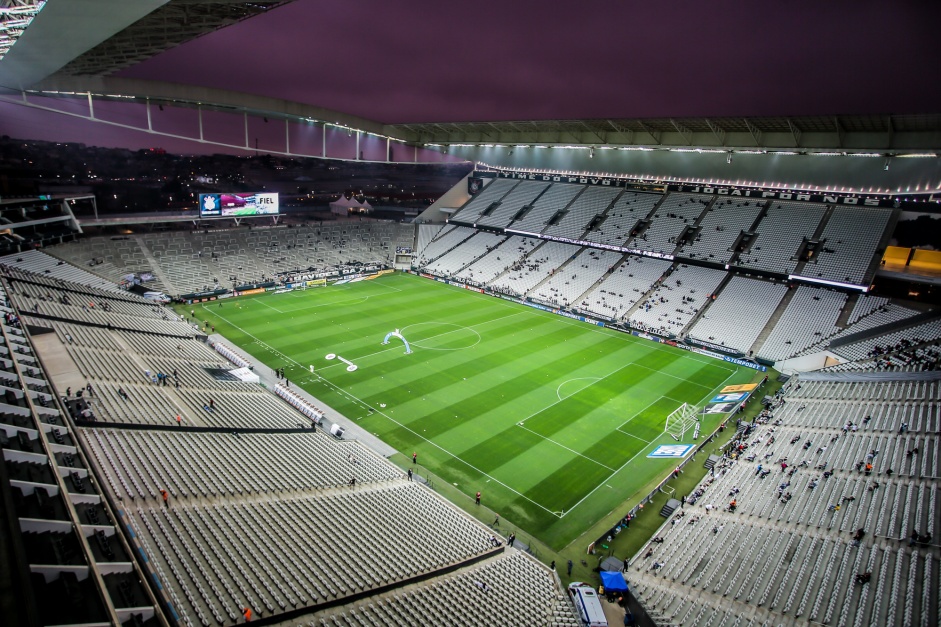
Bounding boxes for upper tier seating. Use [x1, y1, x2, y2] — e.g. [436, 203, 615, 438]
[450, 178, 517, 223]
[678, 198, 764, 264]
[542, 186, 622, 240]
[583, 192, 663, 248]
[622, 193, 711, 256]
[737, 201, 827, 274]
[511, 183, 586, 234]
[476, 181, 550, 229]
[800, 206, 892, 285]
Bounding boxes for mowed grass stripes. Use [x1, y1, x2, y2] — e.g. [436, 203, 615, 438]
[197, 273, 756, 549]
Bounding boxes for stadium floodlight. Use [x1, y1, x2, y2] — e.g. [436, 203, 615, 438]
[0, 0, 46, 61]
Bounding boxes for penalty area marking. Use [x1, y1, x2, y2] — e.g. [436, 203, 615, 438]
[615, 395, 686, 436]
[556, 377, 602, 402]
[400, 321, 481, 350]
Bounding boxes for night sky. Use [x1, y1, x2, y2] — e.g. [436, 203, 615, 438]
[120, 0, 941, 123]
[1, 0, 938, 151]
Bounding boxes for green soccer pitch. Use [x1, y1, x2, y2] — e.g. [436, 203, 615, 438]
[192, 272, 759, 549]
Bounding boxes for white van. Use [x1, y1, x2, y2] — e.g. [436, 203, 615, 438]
[568, 582, 608, 627]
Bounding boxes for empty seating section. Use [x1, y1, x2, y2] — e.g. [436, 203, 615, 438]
[797, 303, 921, 356]
[126, 482, 497, 625]
[0, 243, 581, 627]
[543, 186, 621, 240]
[80, 429, 400, 500]
[487, 241, 579, 297]
[630, 375, 941, 627]
[584, 191, 662, 248]
[416, 224, 445, 254]
[623, 192, 710, 256]
[530, 248, 623, 308]
[423, 231, 507, 277]
[450, 178, 516, 223]
[830, 317, 941, 363]
[629, 264, 727, 336]
[5, 269, 195, 337]
[476, 181, 550, 228]
[454, 235, 540, 285]
[0, 249, 128, 294]
[416, 225, 476, 266]
[757, 286, 847, 361]
[312, 551, 576, 627]
[511, 183, 585, 234]
[737, 201, 826, 274]
[576, 256, 672, 321]
[48, 222, 408, 296]
[679, 198, 764, 264]
[688, 277, 788, 354]
[801, 206, 892, 285]
[849, 295, 890, 324]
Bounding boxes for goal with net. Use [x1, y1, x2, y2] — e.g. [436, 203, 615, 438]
[665, 403, 700, 440]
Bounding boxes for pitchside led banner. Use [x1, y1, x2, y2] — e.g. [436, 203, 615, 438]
[199, 193, 280, 217]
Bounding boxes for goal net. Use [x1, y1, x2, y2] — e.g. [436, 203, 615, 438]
[665, 403, 699, 440]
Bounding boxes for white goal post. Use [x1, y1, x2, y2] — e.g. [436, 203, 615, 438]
[665, 403, 700, 440]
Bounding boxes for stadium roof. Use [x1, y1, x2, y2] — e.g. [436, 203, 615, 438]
[0, 0, 938, 192]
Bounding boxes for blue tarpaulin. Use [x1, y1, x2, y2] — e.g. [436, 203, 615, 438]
[600, 570, 628, 592]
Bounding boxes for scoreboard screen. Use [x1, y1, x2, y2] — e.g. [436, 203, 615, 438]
[199, 193, 279, 217]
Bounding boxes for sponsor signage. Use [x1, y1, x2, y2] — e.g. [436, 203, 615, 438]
[476, 170, 897, 207]
[706, 402, 737, 414]
[647, 444, 694, 458]
[710, 392, 749, 404]
[721, 383, 758, 393]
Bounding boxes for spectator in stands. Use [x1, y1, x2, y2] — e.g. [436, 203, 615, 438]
[854, 572, 871, 585]
[160, 489, 169, 508]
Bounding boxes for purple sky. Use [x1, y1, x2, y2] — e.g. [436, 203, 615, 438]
[1, 0, 937, 154]
[119, 0, 940, 123]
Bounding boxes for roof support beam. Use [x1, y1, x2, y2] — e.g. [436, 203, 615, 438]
[743, 118, 762, 146]
[704, 118, 726, 146]
[833, 116, 844, 148]
[637, 120, 661, 145]
[886, 115, 894, 150]
[670, 119, 693, 145]
[786, 118, 802, 148]
[578, 120, 605, 143]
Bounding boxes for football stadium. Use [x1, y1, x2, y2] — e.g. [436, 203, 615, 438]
[0, 2, 939, 627]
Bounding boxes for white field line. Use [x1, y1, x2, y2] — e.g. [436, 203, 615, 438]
[208, 306, 561, 516]
[561, 368, 750, 517]
[515, 424, 616, 472]
[316, 311, 527, 371]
